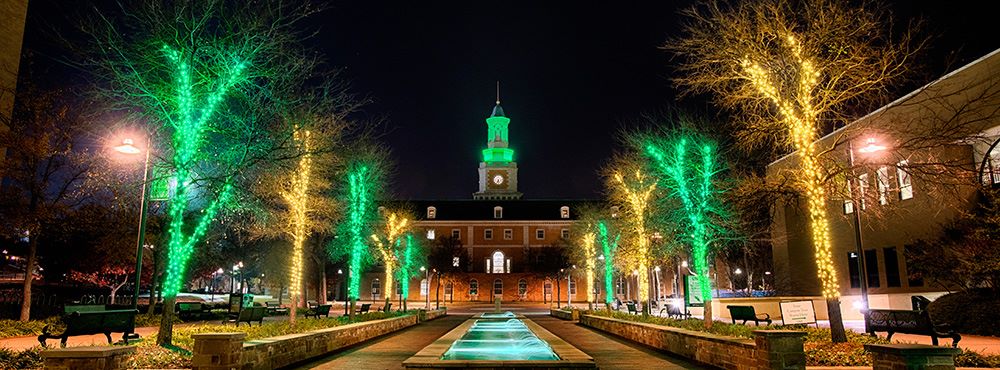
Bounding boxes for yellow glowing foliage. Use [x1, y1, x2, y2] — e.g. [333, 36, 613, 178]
[371, 212, 410, 299]
[611, 169, 657, 304]
[281, 129, 312, 301]
[581, 232, 596, 303]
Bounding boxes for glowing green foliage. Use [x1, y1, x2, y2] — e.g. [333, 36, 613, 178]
[645, 135, 723, 303]
[398, 234, 415, 299]
[596, 221, 621, 304]
[342, 163, 376, 300]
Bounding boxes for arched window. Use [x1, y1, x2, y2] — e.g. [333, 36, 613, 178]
[493, 279, 503, 295]
[560, 206, 570, 219]
[569, 278, 577, 296]
[469, 279, 478, 295]
[445, 281, 453, 295]
[494, 206, 503, 219]
[427, 206, 437, 219]
[372, 278, 381, 296]
[491, 251, 505, 273]
[544, 280, 552, 295]
[420, 279, 428, 297]
[518, 279, 528, 297]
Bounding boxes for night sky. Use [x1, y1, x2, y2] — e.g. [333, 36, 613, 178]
[20, 1, 999, 200]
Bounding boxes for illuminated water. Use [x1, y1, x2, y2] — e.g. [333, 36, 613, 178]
[441, 316, 560, 361]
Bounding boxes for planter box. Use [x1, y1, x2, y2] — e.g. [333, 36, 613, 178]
[192, 315, 420, 370]
[580, 314, 806, 370]
[422, 308, 447, 322]
[550, 308, 579, 321]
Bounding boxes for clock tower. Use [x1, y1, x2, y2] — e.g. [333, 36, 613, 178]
[474, 97, 522, 200]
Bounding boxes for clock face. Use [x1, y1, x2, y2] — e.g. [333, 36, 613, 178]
[492, 174, 505, 185]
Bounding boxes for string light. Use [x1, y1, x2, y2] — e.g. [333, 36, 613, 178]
[160, 43, 248, 299]
[740, 35, 839, 298]
[343, 164, 376, 300]
[282, 129, 312, 305]
[611, 170, 656, 306]
[371, 212, 410, 300]
[596, 221, 620, 305]
[581, 232, 596, 303]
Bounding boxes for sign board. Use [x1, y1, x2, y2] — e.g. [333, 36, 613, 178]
[780, 300, 817, 325]
[684, 275, 705, 307]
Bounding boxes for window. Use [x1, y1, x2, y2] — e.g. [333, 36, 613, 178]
[865, 249, 880, 288]
[427, 206, 436, 219]
[452, 256, 460, 267]
[611, 206, 619, 218]
[420, 279, 429, 297]
[493, 279, 503, 295]
[518, 279, 528, 297]
[536, 229, 545, 240]
[844, 178, 855, 214]
[877, 166, 890, 205]
[544, 280, 553, 297]
[858, 173, 869, 210]
[494, 206, 503, 219]
[452, 229, 461, 239]
[484, 229, 493, 240]
[884, 247, 901, 288]
[485, 258, 490, 272]
[491, 251, 505, 273]
[506, 258, 511, 273]
[561, 229, 570, 239]
[616, 278, 624, 295]
[503, 228, 513, 240]
[897, 160, 913, 200]
[426, 229, 436, 240]
[847, 252, 861, 288]
[445, 282, 453, 295]
[395, 281, 402, 295]
[560, 206, 570, 219]
[469, 279, 478, 295]
[569, 279, 577, 296]
[372, 279, 382, 295]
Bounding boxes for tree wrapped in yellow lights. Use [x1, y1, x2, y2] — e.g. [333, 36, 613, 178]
[569, 204, 608, 308]
[668, 0, 922, 341]
[370, 210, 413, 309]
[605, 155, 658, 315]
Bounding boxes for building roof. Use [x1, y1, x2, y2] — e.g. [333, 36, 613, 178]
[490, 103, 506, 118]
[386, 199, 601, 221]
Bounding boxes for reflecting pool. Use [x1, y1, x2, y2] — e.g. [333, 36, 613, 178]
[441, 316, 559, 360]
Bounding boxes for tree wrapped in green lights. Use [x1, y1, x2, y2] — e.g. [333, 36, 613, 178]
[395, 233, 427, 311]
[596, 220, 621, 307]
[643, 131, 726, 328]
[79, 1, 328, 344]
[333, 155, 385, 319]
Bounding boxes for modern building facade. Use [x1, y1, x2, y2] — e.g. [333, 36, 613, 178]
[769, 48, 1000, 316]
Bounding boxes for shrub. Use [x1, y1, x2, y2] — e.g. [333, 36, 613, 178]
[955, 350, 1000, 368]
[0, 317, 58, 339]
[0, 347, 42, 370]
[928, 289, 1000, 337]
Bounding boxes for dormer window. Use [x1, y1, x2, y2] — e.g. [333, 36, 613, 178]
[494, 206, 503, 219]
[378, 206, 386, 214]
[427, 206, 437, 219]
[611, 206, 619, 218]
[560, 206, 570, 219]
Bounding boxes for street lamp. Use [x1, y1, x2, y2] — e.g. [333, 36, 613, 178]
[849, 136, 887, 330]
[567, 265, 576, 309]
[114, 137, 151, 312]
[420, 266, 430, 310]
[653, 266, 661, 310]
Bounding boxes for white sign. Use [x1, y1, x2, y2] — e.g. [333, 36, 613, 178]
[780, 300, 817, 325]
[684, 275, 704, 307]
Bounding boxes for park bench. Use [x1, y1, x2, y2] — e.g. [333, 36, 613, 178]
[265, 301, 288, 315]
[306, 300, 318, 309]
[626, 302, 639, 315]
[354, 303, 372, 315]
[381, 302, 392, 313]
[38, 308, 139, 348]
[225, 306, 266, 327]
[864, 309, 961, 347]
[727, 305, 772, 326]
[660, 304, 691, 319]
[177, 302, 210, 320]
[306, 304, 332, 319]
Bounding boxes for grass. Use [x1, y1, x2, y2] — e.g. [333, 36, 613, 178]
[583, 309, 1000, 367]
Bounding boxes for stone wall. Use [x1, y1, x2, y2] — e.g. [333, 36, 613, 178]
[550, 308, 578, 321]
[42, 346, 136, 370]
[193, 314, 428, 370]
[579, 314, 806, 370]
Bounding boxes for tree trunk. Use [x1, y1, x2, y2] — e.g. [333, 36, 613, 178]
[289, 293, 297, 324]
[19, 232, 38, 322]
[349, 299, 356, 321]
[147, 252, 160, 315]
[703, 300, 713, 328]
[318, 262, 327, 304]
[157, 296, 176, 346]
[827, 298, 847, 343]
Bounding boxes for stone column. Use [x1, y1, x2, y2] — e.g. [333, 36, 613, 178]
[192, 332, 246, 370]
[754, 330, 807, 370]
[42, 346, 136, 370]
[865, 344, 961, 370]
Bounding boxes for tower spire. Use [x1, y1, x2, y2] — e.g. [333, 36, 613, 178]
[496, 81, 500, 105]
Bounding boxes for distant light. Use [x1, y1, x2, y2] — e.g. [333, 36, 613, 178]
[765, 271, 772, 275]
[654, 266, 661, 272]
[681, 261, 689, 268]
[734, 268, 743, 274]
[337, 269, 343, 274]
[852, 301, 867, 310]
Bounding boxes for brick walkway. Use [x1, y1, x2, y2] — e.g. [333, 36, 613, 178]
[291, 314, 468, 370]
[531, 316, 704, 370]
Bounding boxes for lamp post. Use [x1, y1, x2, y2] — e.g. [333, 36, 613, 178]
[557, 268, 563, 309]
[654, 266, 661, 312]
[433, 268, 440, 309]
[849, 137, 886, 331]
[420, 266, 430, 310]
[338, 269, 347, 315]
[597, 254, 605, 306]
[114, 137, 151, 312]
[567, 265, 576, 309]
